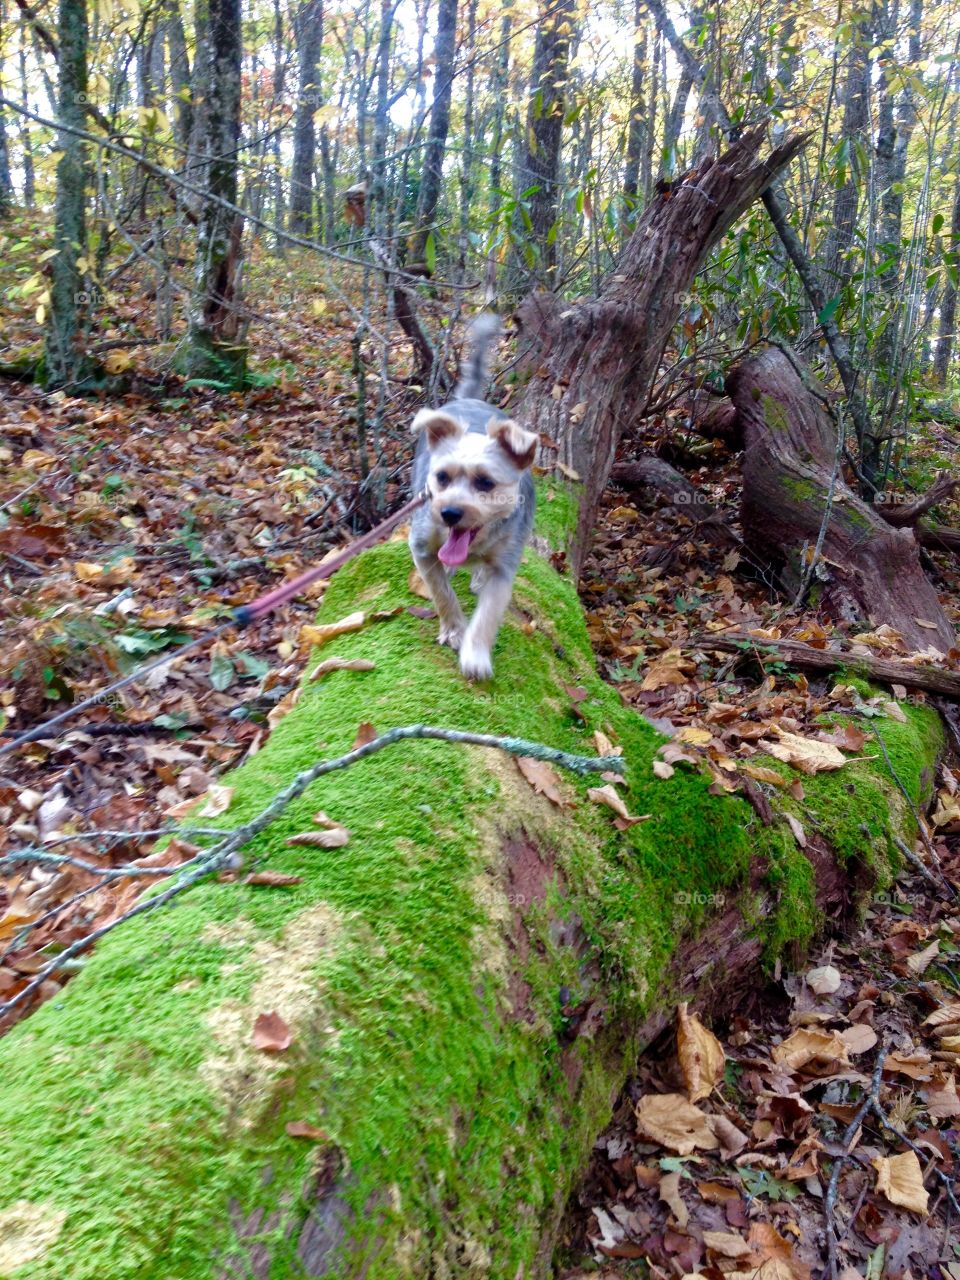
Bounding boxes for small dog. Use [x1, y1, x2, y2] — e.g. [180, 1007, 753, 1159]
[409, 315, 537, 680]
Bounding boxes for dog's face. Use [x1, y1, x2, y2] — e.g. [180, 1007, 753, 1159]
[412, 410, 537, 566]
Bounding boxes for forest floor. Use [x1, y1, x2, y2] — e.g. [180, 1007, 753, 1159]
[2, 220, 960, 1277]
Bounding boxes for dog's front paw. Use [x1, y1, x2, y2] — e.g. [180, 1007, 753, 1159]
[438, 620, 466, 650]
[459, 641, 493, 682]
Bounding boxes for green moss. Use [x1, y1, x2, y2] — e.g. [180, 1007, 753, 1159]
[533, 475, 581, 554]
[0, 542, 942, 1278]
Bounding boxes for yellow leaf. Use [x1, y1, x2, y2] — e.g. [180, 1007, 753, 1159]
[872, 1151, 929, 1215]
[759, 732, 847, 775]
[103, 350, 133, 375]
[22, 450, 57, 470]
[74, 561, 105, 581]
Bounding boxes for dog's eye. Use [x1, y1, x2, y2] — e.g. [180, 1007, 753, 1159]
[473, 475, 495, 492]
[435, 470, 450, 487]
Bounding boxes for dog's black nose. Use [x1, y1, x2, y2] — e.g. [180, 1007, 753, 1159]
[440, 507, 463, 527]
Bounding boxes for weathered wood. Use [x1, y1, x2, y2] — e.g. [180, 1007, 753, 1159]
[727, 347, 957, 655]
[695, 632, 960, 700]
[514, 126, 808, 577]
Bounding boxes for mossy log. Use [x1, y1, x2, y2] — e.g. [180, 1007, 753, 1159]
[0, 485, 946, 1279]
[727, 347, 957, 655]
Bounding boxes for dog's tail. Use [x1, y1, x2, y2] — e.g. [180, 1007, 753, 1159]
[454, 313, 502, 400]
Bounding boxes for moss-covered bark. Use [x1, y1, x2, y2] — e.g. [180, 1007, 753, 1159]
[0, 488, 943, 1279]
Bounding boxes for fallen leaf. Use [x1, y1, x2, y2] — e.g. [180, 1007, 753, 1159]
[806, 965, 841, 995]
[515, 756, 566, 807]
[677, 1003, 725, 1102]
[872, 1151, 929, 1216]
[760, 733, 847, 775]
[653, 760, 675, 779]
[634, 1093, 719, 1154]
[285, 828, 350, 849]
[703, 1230, 751, 1259]
[840, 1024, 878, 1054]
[709, 1113, 748, 1159]
[308, 656, 375, 682]
[198, 784, 234, 817]
[659, 1171, 689, 1227]
[244, 871, 303, 886]
[286, 1121, 329, 1141]
[786, 813, 807, 848]
[587, 784, 650, 826]
[641, 648, 695, 691]
[407, 568, 431, 599]
[353, 721, 377, 749]
[907, 939, 939, 974]
[300, 611, 366, 649]
[772, 1028, 850, 1074]
[252, 1010, 292, 1052]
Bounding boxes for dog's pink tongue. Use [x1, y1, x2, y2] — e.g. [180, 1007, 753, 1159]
[438, 527, 475, 566]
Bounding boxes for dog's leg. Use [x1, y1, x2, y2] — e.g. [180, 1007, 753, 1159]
[460, 570, 514, 680]
[413, 549, 468, 649]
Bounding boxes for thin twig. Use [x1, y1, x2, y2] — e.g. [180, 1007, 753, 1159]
[0, 726, 622, 1018]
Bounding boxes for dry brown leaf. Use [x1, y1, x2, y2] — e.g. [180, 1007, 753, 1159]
[515, 756, 566, 807]
[300, 611, 366, 649]
[641, 648, 695, 691]
[587, 784, 650, 826]
[703, 1230, 751, 1259]
[252, 1010, 292, 1052]
[285, 828, 350, 849]
[709, 1113, 748, 1159]
[922, 1072, 960, 1118]
[308, 656, 376, 682]
[926, 1003, 960, 1028]
[285, 1121, 329, 1141]
[907, 939, 940, 974]
[634, 1093, 719, 1154]
[244, 871, 304, 887]
[353, 722, 377, 749]
[760, 733, 847, 775]
[771, 1028, 850, 1074]
[872, 1151, 929, 1216]
[593, 730, 622, 757]
[658, 1171, 689, 1227]
[840, 1024, 878, 1055]
[677, 1002, 725, 1102]
[785, 814, 807, 848]
[653, 760, 675, 780]
[740, 762, 788, 787]
[806, 965, 841, 995]
[884, 1051, 935, 1081]
[198, 784, 234, 818]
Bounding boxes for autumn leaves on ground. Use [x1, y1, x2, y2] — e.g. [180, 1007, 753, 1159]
[1, 247, 960, 1274]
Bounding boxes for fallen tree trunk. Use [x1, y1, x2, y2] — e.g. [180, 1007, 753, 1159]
[727, 347, 957, 656]
[692, 631, 960, 700]
[0, 502, 945, 1280]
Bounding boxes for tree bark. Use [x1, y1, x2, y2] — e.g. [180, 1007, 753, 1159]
[727, 346, 956, 655]
[44, 0, 90, 389]
[511, 0, 576, 290]
[512, 126, 808, 578]
[622, 0, 647, 210]
[408, 0, 457, 271]
[935, 171, 960, 385]
[288, 0, 324, 235]
[175, 0, 245, 382]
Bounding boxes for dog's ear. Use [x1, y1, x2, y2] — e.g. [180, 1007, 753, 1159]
[411, 409, 463, 450]
[487, 418, 537, 470]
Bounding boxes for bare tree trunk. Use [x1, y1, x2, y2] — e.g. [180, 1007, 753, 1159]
[825, 18, 871, 290]
[289, 0, 323, 235]
[935, 172, 960, 385]
[510, 0, 576, 291]
[164, 0, 192, 151]
[513, 127, 807, 577]
[176, 0, 245, 381]
[622, 0, 647, 213]
[18, 35, 35, 207]
[44, 0, 90, 388]
[408, 0, 457, 271]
